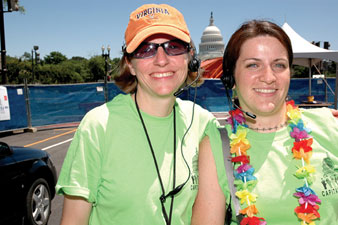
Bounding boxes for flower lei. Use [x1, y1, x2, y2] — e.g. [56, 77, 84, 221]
[226, 100, 321, 225]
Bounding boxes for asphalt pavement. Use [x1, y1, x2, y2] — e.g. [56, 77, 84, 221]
[0, 123, 79, 225]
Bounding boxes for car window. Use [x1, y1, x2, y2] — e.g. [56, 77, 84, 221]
[0, 142, 12, 157]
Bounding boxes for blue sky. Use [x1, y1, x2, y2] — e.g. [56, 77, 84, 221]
[5, 0, 338, 59]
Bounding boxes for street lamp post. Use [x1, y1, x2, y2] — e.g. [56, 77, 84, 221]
[0, 0, 8, 84]
[0, 0, 20, 84]
[31, 45, 39, 82]
[101, 45, 110, 103]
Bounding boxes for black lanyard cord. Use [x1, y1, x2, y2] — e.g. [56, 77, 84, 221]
[134, 92, 177, 225]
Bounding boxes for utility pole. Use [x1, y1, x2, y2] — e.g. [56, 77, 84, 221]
[0, 0, 19, 84]
[0, 0, 8, 84]
[101, 45, 110, 103]
[31, 45, 39, 82]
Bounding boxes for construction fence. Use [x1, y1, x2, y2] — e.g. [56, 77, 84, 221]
[0, 78, 336, 132]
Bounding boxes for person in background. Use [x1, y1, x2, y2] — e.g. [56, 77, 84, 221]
[56, 3, 226, 225]
[212, 19, 338, 224]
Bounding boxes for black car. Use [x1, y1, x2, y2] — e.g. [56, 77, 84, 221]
[0, 142, 57, 225]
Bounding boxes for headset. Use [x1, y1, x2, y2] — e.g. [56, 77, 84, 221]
[173, 46, 201, 97]
[188, 54, 201, 73]
[164, 44, 201, 206]
[221, 51, 256, 119]
[220, 52, 235, 90]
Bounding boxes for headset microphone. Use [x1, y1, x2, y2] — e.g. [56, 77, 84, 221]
[173, 65, 201, 97]
[233, 101, 257, 119]
[173, 53, 201, 97]
[173, 80, 196, 97]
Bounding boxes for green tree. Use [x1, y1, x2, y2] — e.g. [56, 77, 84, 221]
[109, 57, 121, 79]
[44, 51, 67, 64]
[327, 61, 336, 77]
[6, 55, 32, 83]
[4, 0, 25, 13]
[21, 52, 31, 61]
[87, 56, 105, 82]
[6, 52, 122, 84]
[68, 57, 90, 81]
[292, 65, 309, 78]
[71, 56, 86, 61]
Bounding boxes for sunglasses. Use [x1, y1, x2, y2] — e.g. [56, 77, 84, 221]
[131, 39, 190, 59]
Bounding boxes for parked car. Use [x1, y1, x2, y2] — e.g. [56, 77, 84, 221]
[0, 142, 57, 225]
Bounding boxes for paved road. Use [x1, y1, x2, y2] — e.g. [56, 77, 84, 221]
[0, 123, 79, 225]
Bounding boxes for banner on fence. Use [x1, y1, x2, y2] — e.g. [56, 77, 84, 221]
[0, 86, 10, 121]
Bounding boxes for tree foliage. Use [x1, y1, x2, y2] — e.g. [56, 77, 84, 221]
[4, 0, 25, 13]
[6, 52, 121, 84]
[44, 51, 68, 65]
[5, 49, 336, 84]
[292, 62, 337, 78]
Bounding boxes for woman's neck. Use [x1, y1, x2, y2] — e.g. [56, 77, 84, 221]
[244, 104, 287, 133]
[131, 93, 175, 117]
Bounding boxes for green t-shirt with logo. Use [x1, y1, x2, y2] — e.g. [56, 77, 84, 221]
[224, 107, 338, 224]
[56, 93, 227, 225]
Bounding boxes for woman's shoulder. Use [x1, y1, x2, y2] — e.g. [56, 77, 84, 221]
[302, 107, 334, 119]
[301, 107, 338, 128]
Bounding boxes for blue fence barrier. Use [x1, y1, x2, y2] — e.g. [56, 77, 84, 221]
[29, 83, 123, 126]
[0, 78, 336, 132]
[0, 85, 28, 131]
[183, 78, 337, 112]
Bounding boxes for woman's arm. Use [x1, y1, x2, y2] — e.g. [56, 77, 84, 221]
[60, 195, 92, 225]
[191, 136, 226, 225]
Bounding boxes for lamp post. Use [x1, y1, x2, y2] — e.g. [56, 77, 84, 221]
[101, 45, 110, 103]
[0, 0, 20, 84]
[31, 45, 39, 82]
[0, 0, 7, 84]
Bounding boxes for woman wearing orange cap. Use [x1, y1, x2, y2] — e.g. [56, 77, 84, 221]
[56, 3, 227, 225]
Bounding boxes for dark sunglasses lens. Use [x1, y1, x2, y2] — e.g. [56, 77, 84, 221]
[165, 41, 188, 55]
[133, 43, 156, 58]
[132, 40, 189, 58]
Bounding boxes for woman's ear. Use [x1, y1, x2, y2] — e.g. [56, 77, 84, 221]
[125, 57, 136, 76]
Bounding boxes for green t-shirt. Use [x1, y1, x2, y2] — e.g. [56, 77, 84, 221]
[224, 107, 338, 224]
[56, 94, 227, 225]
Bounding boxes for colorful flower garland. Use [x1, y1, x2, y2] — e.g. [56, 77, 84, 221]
[226, 100, 321, 225]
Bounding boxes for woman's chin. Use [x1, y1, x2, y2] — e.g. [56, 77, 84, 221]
[254, 102, 286, 116]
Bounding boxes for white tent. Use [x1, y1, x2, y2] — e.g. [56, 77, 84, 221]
[282, 22, 338, 108]
[282, 22, 338, 66]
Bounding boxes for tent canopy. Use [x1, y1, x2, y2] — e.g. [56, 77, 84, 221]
[201, 57, 223, 79]
[282, 22, 338, 66]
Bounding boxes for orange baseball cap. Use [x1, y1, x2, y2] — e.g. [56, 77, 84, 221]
[124, 4, 191, 53]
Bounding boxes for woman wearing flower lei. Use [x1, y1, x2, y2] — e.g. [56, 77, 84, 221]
[217, 20, 338, 225]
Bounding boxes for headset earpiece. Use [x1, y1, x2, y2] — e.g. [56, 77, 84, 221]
[188, 56, 201, 72]
[220, 72, 235, 90]
[221, 56, 235, 90]
[188, 41, 200, 73]
[122, 43, 127, 53]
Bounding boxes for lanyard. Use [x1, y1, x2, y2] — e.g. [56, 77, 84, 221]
[135, 92, 177, 225]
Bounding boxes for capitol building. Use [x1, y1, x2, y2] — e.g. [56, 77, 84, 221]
[198, 12, 225, 61]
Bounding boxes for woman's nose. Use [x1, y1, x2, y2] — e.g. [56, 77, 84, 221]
[153, 46, 169, 67]
[259, 66, 276, 84]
